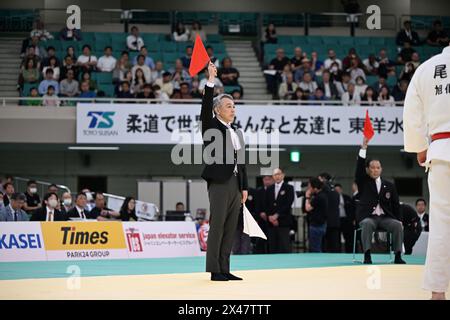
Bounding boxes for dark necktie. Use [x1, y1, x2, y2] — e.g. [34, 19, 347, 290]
[14, 210, 18, 221]
[80, 210, 85, 219]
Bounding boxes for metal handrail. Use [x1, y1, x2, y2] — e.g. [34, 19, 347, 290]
[13, 176, 71, 196]
[0, 96, 405, 106]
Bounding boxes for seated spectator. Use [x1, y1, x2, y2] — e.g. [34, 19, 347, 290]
[335, 71, 352, 97]
[42, 56, 60, 81]
[64, 46, 77, 64]
[38, 69, 59, 95]
[132, 46, 155, 70]
[180, 45, 193, 69]
[397, 40, 416, 65]
[278, 72, 298, 100]
[310, 51, 324, 75]
[372, 74, 387, 95]
[173, 21, 190, 42]
[318, 70, 339, 100]
[119, 197, 138, 221]
[231, 90, 242, 102]
[2, 182, 15, 207]
[324, 49, 343, 70]
[298, 72, 318, 93]
[79, 80, 96, 99]
[67, 192, 90, 220]
[206, 46, 220, 67]
[59, 26, 82, 41]
[127, 26, 144, 51]
[153, 84, 170, 101]
[116, 81, 135, 99]
[60, 69, 80, 98]
[23, 180, 41, 214]
[291, 47, 305, 71]
[218, 57, 241, 88]
[280, 64, 292, 83]
[21, 46, 41, 70]
[171, 82, 193, 99]
[410, 52, 421, 69]
[154, 71, 174, 97]
[396, 20, 421, 46]
[171, 59, 191, 89]
[426, 20, 449, 47]
[310, 87, 328, 102]
[60, 55, 79, 80]
[199, 68, 223, 95]
[392, 80, 409, 103]
[41, 46, 60, 69]
[0, 193, 29, 222]
[132, 55, 152, 83]
[294, 58, 316, 83]
[42, 85, 60, 106]
[113, 51, 132, 83]
[399, 62, 416, 82]
[377, 85, 395, 106]
[97, 46, 117, 72]
[328, 61, 343, 82]
[81, 72, 98, 92]
[137, 83, 156, 100]
[341, 83, 360, 106]
[266, 48, 290, 97]
[342, 48, 361, 71]
[363, 54, 379, 75]
[361, 86, 378, 106]
[292, 87, 308, 101]
[61, 191, 74, 215]
[89, 192, 121, 221]
[26, 87, 42, 106]
[76, 45, 97, 73]
[131, 68, 147, 95]
[151, 60, 165, 83]
[347, 57, 366, 82]
[31, 192, 68, 221]
[354, 76, 368, 98]
[377, 49, 396, 77]
[30, 20, 53, 41]
[28, 36, 47, 59]
[190, 79, 202, 99]
[264, 23, 277, 44]
[21, 58, 40, 85]
[189, 21, 206, 42]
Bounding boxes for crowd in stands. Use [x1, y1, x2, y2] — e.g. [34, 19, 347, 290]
[17, 20, 243, 105]
[263, 19, 449, 104]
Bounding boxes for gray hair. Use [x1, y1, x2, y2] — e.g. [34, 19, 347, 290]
[213, 93, 234, 115]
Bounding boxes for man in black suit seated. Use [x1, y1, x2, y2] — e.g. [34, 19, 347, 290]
[355, 137, 406, 264]
[89, 192, 121, 221]
[67, 192, 91, 220]
[31, 192, 68, 221]
[265, 168, 295, 253]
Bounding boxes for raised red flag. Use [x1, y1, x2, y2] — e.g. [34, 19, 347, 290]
[363, 109, 375, 140]
[189, 34, 210, 77]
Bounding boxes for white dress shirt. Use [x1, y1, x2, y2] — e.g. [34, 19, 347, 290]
[76, 206, 86, 219]
[46, 206, 54, 222]
[274, 181, 283, 199]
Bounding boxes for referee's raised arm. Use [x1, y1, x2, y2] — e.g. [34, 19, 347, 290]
[200, 62, 216, 137]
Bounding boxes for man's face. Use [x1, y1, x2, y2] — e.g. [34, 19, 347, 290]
[11, 198, 25, 211]
[276, 49, 284, 59]
[180, 84, 189, 94]
[132, 28, 139, 36]
[366, 160, 382, 179]
[328, 50, 336, 59]
[216, 98, 235, 123]
[262, 176, 274, 188]
[176, 204, 185, 212]
[81, 82, 89, 92]
[138, 57, 144, 65]
[141, 48, 148, 56]
[48, 186, 58, 193]
[95, 194, 105, 209]
[334, 186, 343, 194]
[76, 195, 87, 208]
[186, 47, 192, 57]
[105, 48, 112, 56]
[295, 48, 302, 57]
[46, 72, 53, 80]
[416, 201, 426, 214]
[62, 192, 72, 202]
[28, 184, 37, 193]
[322, 72, 330, 82]
[6, 184, 15, 195]
[67, 70, 74, 80]
[272, 169, 284, 184]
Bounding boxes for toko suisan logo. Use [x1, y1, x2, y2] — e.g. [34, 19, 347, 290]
[87, 111, 115, 129]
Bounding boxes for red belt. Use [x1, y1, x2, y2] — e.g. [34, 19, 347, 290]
[431, 132, 450, 142]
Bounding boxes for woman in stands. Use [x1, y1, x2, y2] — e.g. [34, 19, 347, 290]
[173, 22, 190, 42]
[119, 197, 138, 221]
[377, 85, 395, 107]
[361, 86, 377, 106]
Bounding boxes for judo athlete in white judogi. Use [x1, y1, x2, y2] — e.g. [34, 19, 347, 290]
[403, 44, 450, 300]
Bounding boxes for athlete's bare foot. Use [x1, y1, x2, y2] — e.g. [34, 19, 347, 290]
[431, 292, 446, 300]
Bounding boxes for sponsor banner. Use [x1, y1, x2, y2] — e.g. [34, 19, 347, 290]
[76, 103, 404, 146]
[123, 222, 201, 258]
[45, 248, 128, 261]
[0, 222, 47, 262]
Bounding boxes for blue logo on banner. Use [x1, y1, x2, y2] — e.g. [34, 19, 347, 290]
[0, 233, 42, 249]
[87, 111, 116, 129]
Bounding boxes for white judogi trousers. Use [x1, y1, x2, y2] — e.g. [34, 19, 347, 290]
[424, 160, 450, 292]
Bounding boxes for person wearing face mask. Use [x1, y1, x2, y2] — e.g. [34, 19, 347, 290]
[355, 137, 405, 264]
[23, 180, 41, 214]
[60, 191, 74, 214]
[31, 193, 67, 221]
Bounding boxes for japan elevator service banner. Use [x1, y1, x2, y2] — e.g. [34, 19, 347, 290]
[122, 222, 201, 259]
[76, 103, 404, 146]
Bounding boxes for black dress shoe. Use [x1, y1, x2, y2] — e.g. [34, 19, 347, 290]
[394, 252, 406, 264]
[211, 273, 229, 281]
[364, 250, 372, 264]
[223, 273, 243, 281]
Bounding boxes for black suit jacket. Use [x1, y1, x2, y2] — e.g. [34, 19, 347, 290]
[318, 81, 339, 99]
[342, 193, 356, 222]
[355, 154, 401, 223]
[30, 207, 68, 221]
[265, 182, 295, 228]
[200, 85, 248, 191]
[66, 207, 92, 219]
[322, 184, 340, 228]
[396, 29, 421, 46]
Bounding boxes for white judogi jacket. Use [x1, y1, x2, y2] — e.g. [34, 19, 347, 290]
[403, 46, 450, 164]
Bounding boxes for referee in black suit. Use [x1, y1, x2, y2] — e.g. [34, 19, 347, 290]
[201, 62, 248, 281]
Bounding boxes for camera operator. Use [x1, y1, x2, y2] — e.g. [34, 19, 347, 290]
[304, 177, 328, 252]
[318, 173, 341, 253]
